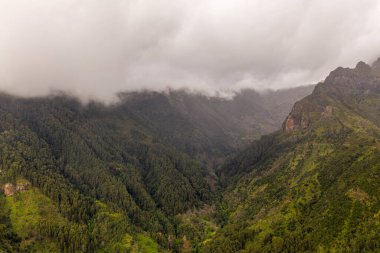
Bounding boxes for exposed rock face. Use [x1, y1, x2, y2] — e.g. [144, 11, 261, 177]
[283, 59, 380, 133]
[301, 116, 309, 129]
[282, 102, 310, 133]
[3, 183, 15, 196]
[319, 61, 378, 95]
[325, 61, 372, 81]
[321, 106, 333, 118]
[283, 115, 295, 133]
[16, 182, 30, 192]
[2, 182, 30, 196]
[372, 58, 380, 78]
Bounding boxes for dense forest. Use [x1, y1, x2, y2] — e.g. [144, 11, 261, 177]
[0, 87, 310, 252]
[0, 94, 211, 252]
[1, 61, 380, 252]
[204, 61, 380, 252]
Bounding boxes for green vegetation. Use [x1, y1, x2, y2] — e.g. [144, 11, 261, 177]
[0, 95, 212, 252]
[136, 234, 159, 253]
[203, 62, 380, 252]
[6, 183, 63, 252]
[1, 62, 380, 252]
[0, 194, 20, 252]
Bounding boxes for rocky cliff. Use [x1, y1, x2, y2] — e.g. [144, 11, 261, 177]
[283, 60, 380, 133]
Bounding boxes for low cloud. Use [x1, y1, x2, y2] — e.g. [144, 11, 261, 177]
[1, 0, 380, 101]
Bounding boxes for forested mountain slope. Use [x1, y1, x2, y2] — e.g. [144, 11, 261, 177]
[2, 58, 380, 252]
[0, 86, 311, 252]
[118, 86, 313, 161]
[0, 94, 216, 252]
[205, 61, 380, 252]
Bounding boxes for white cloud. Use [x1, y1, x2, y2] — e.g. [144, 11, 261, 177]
[0, 0, 380, 101]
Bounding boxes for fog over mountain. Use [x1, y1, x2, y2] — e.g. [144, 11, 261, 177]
[1, 0, 380, 101]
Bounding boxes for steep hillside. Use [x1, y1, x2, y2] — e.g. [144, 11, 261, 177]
[205, 61, 380, 252]
[0, 96, 211, 252]
[118, 86, 313, 161]
[0, 86, 311, 252]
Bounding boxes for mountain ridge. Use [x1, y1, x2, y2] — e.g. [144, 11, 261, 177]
[2, 59, 380, 252]
[207, 60, 380, 252]
[0, 86, 312, 252]
[283, 61, 380, 133]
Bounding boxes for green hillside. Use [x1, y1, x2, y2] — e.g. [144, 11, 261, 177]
[204, 62, 380, 252]
[1, 60, 380, 252]
[0, 87, 310, 252]
[0, 95, 211, 252]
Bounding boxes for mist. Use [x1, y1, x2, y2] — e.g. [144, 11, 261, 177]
[1, 0, 380, 101]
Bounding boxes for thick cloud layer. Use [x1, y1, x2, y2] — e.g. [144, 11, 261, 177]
[1, 0, 380, 101]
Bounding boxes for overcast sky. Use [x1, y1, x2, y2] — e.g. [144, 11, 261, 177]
[1, 0, 380, 101]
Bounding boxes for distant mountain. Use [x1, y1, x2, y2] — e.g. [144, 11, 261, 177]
[2, 58, 380, 252]
[119, 86, 314, 161]
[0, 86, 312, 252]
[205, 60, 380, 252]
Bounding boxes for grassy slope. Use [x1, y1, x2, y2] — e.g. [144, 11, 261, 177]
[93, 201, 159, 253]
[202, 65, 380, 252]
[204, 131, 380, 251]
[5, 179, 65, 252]
[3, 178, 160, 253]
[0, 195, 20, 252]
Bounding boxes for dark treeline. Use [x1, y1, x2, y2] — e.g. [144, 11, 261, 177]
[0, 96, 213, 252]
